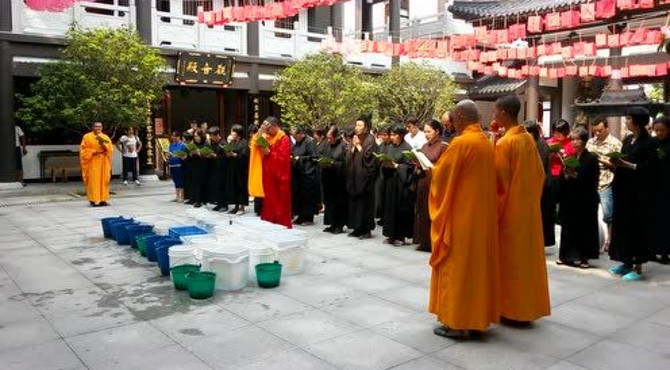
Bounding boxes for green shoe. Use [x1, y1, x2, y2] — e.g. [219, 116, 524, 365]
[622, 271, 643, 281]
[609, 265, 631, 276]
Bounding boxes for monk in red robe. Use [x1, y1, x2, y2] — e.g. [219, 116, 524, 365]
[248, 116, 292, 228]
[493, 95, 550, 323]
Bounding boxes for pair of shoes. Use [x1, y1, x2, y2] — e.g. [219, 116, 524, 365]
[433, 326, 472, 338]
[578, 261, 591, 269]
[194, 203, 202, 208]
[609, 264, 632, 276]
[622, 271, 643, 281]
[228, 207, 239, 214]
[99, 202, 109, 207]
[236, 210, 245, 215]
[500, 316, 532, 327]
[348, 231, 361, 238]
[135, 180, 141, 186]
[123, 180, 128, 186]
[300, 221, 314, 226]
[358, 232, 372, 240]
[323, 226, 334, 233]
[331, 227, 344, 234]
[185, 200, 194, 205]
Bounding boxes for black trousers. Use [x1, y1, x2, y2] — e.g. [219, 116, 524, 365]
[122, 157, 139, 181]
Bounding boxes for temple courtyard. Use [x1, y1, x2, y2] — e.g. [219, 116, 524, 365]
[1, 182, 670, 370]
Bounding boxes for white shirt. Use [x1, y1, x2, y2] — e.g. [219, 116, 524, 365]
[15, 126, 24, 147]
[404, 131, 427, 150]
[119, 135, 141, 158]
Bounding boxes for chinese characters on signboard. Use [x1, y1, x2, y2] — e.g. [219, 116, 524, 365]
[176, 52, 235, 86]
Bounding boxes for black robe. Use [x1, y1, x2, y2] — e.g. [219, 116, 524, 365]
[182, 142, 194, 201]
[536, 138, 555, 246]
[413, 139, 447, 249]
[558, 150, 601, 262]
[224, 139, 249, 206]
[322, 138, 348, 228]
[381, 141, 415, 241]
[609, 134, 657, 265]
[291, 136, 320, 220]
[189, 142, 209, 204]
[375, 142, 390, 219]
[346, 133, 378, 232]
[206, 141, 227, 205]
[650, 138, 670, 256]
[316, 139, 328, 206]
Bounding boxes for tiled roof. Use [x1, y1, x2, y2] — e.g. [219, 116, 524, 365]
[450, 0, 588, 20]
[469, 75, 527, 97]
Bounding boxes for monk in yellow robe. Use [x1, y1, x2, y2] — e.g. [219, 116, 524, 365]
[429, 100, 500, 337]
[80, 122, 113, 206]
[493, 95, 550, 322]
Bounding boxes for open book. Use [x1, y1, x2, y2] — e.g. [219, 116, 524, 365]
[411, 149, 434, 170]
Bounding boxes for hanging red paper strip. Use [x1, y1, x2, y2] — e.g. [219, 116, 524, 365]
[198, 0, 345, 25]
[25, 0, 93, 12]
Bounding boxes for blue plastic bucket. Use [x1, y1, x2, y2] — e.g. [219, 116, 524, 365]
[156, 239, 183, 277]
[101, 216, 124, 238]
[145, 235, 170, 262]
[116, 221, 140, 245]
[127, 225, 153, 249]
[110, 220, 135, 242]
[168, 226, 207, 239]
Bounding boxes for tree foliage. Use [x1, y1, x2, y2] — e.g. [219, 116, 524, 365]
[375, 61, 458, 125]
[16, 27, 168, 135]
[271, 52, 377, 129]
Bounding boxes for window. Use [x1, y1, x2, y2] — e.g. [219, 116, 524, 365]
[183, 1, 212, 25]
[157, 0, 170, 22]
[85, 0, 130, 16]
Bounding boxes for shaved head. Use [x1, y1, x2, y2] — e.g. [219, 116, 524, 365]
[452, 100, 480, 132]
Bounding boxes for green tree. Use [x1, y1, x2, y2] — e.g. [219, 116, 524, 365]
[375, 61, 457, 125]
[271, 52, 377, 129]
[16, 27, 167, 136]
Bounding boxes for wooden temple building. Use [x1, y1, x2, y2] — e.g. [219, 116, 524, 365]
[449, 0, 670, 137]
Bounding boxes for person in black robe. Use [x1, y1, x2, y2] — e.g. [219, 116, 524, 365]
[207, 127, 229, 212]
[291, 126, 320, 225]
[375, 126, 391, 224]
[223, 124, 249, 214]
[321, 126, 348, 234]
[189, 129, 209, 208]
[556, 127, 600, 268]
[346, 117, 378, 239]
[314, 127, 328, 214]
[182, 132, 195, 204]
[524, 120, 555, 248]
[247, 125, 263, 216]
[381, 124, 415, 246]
[609, 107, 657, 281]
[650, 117, 670, 263]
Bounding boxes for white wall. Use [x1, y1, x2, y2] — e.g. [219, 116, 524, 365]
[409, 0, 439, 20]
[23, 145, 123, 181]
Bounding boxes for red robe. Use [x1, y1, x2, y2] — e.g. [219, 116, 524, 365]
[261, 132, 293, 228]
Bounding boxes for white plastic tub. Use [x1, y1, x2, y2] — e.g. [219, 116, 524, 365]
[247, 243, 277, 278]
[200, 246, 249, 291]
[276, 244, 306, 275]
[168, 245, 198, 267]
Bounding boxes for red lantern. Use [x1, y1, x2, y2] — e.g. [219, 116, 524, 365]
[656, 63, 668, 76]
[475, 26, 488, 41]
[496, 48, 507, 60]
[583, 42, 597, 57]
[573, 42, 584, 55]
[607, 34, 620, 48]
[602, 65, 613, 77]
[621, 67, 630, 78]
[566, 65, 578, 76]
[531, 66, 541, 76]
[545, 12, 561, 31]
[223, 7, 234, 22]
[561, 11, 581, 29]
[596, 33, 608, 47]
[579, 66, 589, 76]
[498, 66, 508, 77]
[537, 44, 548, 56]
[526, 46, 538, 59]
[646, 30, 663, 45]
[631, 28, 648, 44]
[528, 16, 543, 33]
[588, 65, 600, 76]
[508, 48, 517, 60]
[581, 3, 596, 22]
[498, 29, 509, 44]
[619, 31, 632, 46]
[596, 0, 616, 19]
[557, 67, 566, 78]
[639, 0, 655, 9]
[521, 65, 530, 75]
[509, 24, 527, 40]
[562, 46, 574, 59]
[616, 0, 636, 10]
[548, 68, 558, 79]
[540, 67, 549, 77]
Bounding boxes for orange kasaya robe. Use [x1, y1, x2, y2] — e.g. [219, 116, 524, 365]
[248, 130, 293, 228]
[80, 132, 114, 203]
[495, 125, 551, 321]
[429, 124, 500, 331]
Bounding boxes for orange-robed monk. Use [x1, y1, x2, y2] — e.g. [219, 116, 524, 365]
[429, 100, 500, 338]
[493, 95, 551, 322]
[80, 122, 114, 206]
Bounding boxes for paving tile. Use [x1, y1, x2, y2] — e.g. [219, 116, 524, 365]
[389, 355, 463, 370]
[305, 329, 422, 370]
[237, 349, 338, 370]
[43, 306, 136, 338]
[0, 315, 60, 352]
[375, 284, 430, 312]
[276, 278, 367, 308]
[545, 301, 637, 337]
[609, 320, 670, 356]
[567, 340, 670, 370]
[0, 296, 43, 326]
[323, 295, 416, 328]
[572, 290, 667, 319]
[370, 312, 457, 354]
[648, 307, 670, 327]
[434, 340, 559, 370]
[184, 325, 296, 370]
[90, 344, 212, 370]
[377, 263, 432, 285]
[338, 271, 411, 294]
[217, 290, 312, 322]
[65, 322, 175, 366]
[258, 308, 362, 347]
[544, 361, 591, 370]
[0, 339, 84, 370]
[150, 305, 250, 345]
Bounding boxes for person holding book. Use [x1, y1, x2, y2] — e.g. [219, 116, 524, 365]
[80, 122, 114, 207]
[413, 120, 447, 252]
[291, 126, 319, 225]
[585, 116, 622, 253]
[168, 131, 187, 202]
[429, 100, 499, 338]
[222, 125, 249, 215]
[321, 126, 348, 234]
[248, 116, 293, 228]
[207, 127, 229, 212]
[609, 107, 657, 281]
[557, 127, 601, 268]
[314, 126, 328, 214]
[375, 126, 391, 225]
[650, 117, 670, 263]
[189, 129, 209, 208]
[381, 124, 415, 246]
[493, 95, 550, 324]
[346, 117, 378, 239]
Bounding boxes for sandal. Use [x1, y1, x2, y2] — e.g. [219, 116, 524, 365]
[578, 262, 591, 269]
[556, 260, 574, 266]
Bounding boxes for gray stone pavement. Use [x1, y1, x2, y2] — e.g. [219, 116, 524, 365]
[1, 183, 670, 370]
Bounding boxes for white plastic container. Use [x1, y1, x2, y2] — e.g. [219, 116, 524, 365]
[247, 243, 277, 278]
[276, 244, 306, 275]
[168, 245, 198, 267]
[181, 234, 218, 259]
[200, 246, 249, 291]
